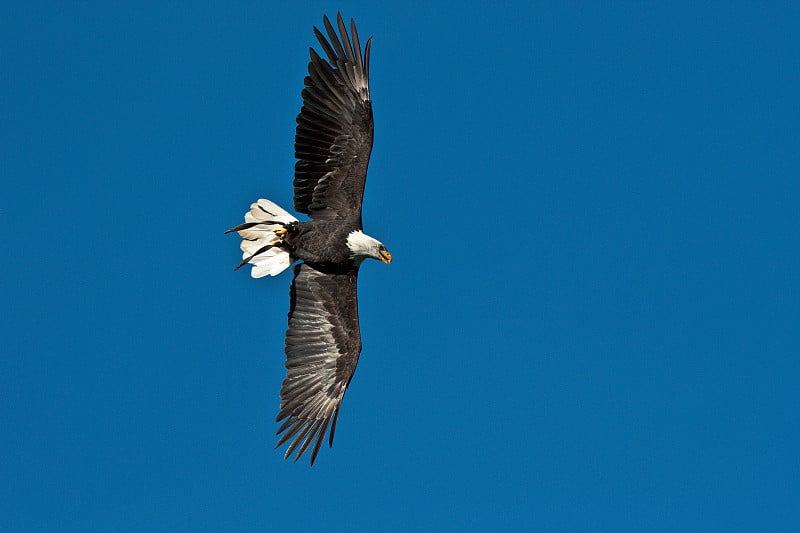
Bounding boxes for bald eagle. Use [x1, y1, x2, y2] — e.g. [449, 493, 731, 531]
[226, 14, 390, 465]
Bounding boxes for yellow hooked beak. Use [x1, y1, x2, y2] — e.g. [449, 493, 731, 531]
[379, 249, 392, 264]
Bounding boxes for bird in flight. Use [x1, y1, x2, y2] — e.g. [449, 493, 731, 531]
[226, 13, 390, 465]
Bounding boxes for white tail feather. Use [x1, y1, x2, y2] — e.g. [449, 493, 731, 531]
[249, 247, 293, 278]
[235, 198, 298, 278]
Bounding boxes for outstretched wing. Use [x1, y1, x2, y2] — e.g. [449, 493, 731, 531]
[276, 262, 362, 464]
[294, 13, 374, 222]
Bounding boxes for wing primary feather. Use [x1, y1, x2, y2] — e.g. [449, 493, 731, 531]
[286, 421, 316, 460]
[336, 12, 356, 64]
[296, 419, 325, 462]
[312, 29, 337, 65]
[322, 14, 347, 61]
[328, 407, 341, 447]
[350, 19, 363, 71]
[276, 416, 294, 435]
[364, 36, 372, 83]
[276, 419, 305, 448]
[309, 417, 331, 465]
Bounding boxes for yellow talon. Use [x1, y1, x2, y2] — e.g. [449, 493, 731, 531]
[274, 227, 288, 238]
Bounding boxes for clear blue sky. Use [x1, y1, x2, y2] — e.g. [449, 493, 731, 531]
[2, 1, 799, 531]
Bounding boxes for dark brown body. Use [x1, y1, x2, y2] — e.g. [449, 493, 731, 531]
[281, 219, 361, 266]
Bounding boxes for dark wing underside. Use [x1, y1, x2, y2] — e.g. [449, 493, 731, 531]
[276, 262, 362, 464]
[294, 13, 374, 223]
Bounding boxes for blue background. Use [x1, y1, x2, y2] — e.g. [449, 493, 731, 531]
[3, 1, 799, 530]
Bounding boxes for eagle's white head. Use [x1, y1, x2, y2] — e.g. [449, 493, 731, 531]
[346, 230, 392, 265]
